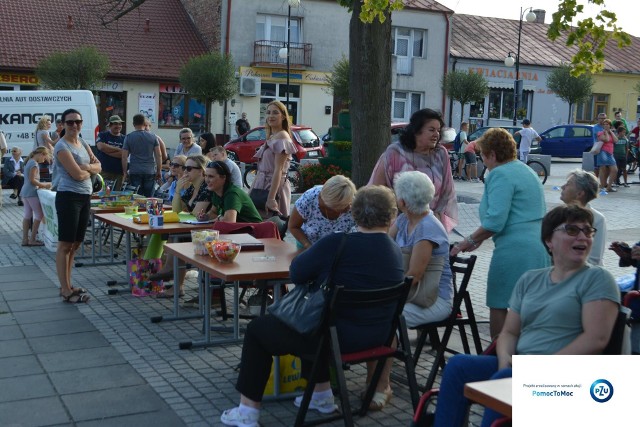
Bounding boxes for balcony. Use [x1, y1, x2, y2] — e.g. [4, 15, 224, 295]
[252, 40, 312, 68]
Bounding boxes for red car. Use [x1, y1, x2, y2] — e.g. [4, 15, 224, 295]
[225, 125, 325, 164]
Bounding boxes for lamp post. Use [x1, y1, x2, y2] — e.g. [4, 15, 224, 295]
[504, 7, 536, 126]
[278, 0, 301, 118]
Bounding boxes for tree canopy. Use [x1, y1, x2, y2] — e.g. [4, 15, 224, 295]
[441, 71, 489, 127]
[546, 63, 594, 123]
[36, 46, 109, 90]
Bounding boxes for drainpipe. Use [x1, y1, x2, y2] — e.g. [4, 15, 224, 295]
[448, 59, 457, 128]
[221, 0, 233, 144]
[442, 12, 451, 123]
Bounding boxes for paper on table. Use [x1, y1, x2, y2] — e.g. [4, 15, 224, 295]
[181, 219, 216, 224]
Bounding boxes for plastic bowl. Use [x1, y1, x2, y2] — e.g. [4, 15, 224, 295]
[212, 240, 241, 263]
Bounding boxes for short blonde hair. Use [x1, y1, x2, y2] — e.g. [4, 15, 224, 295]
[476, 128, 517, 163]
[186, 154, 208, 170]
[172, 154, 187, 166]
[36, 115, 52, 131]
[320, 175, 356, 211]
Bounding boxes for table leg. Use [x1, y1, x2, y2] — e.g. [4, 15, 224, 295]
[107, 229, 132, 294]
[76, 212, 122, 267]
[150, 256, 204, 324]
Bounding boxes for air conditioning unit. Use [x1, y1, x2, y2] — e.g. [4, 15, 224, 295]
[239, 76, 260, 96]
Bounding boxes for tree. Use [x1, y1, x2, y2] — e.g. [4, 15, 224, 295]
[441, 70, 489, 128]
[546, 64, 594, 123]
[325, 55, 350, 106]
[36, 46, 109, 90]
[179, 52, 237, 132]
[549, 0, 631, 76]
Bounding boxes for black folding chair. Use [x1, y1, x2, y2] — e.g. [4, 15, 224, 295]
[295, 277, 419, 427]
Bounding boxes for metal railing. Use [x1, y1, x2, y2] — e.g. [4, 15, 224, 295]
[252, 40, 312, 67]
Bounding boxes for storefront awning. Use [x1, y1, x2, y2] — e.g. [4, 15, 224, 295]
[489, 82, 536, 91]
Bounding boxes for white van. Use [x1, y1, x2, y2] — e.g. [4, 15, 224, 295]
[0, 90, 99, 156]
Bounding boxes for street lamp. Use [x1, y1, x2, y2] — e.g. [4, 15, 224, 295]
[278, 0, 301, 118]
[504, 7, 537, 126]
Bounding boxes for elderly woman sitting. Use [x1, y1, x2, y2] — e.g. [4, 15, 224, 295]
[288, 175, 357, 249]
[220, 186, 404, 427]
[366, 171, 453, 411]
[560, 168, 606, 265]
[432, 205, 619, 427]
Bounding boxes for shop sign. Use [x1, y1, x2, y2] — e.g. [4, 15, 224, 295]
[0, 72, 39, 85]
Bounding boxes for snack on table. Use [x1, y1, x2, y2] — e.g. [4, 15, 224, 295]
[192, 230, 220, 255]
[212, 240, 241, 263]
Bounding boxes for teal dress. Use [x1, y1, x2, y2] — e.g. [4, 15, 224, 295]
[480, 160, 550, 308]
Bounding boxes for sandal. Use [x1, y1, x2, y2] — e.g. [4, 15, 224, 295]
[21, 241, 30, 247]
[28, 241, 45, 246]
[157, 289, 184, 298]
[362, 387, 392, 411]
[607, 187, 617, 192]
[62, 293, 90, 304]
[71, 287, 88, 296]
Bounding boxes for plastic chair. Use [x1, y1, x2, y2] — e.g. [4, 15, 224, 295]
[410, 251, 482, 392]
[294, 277, 420, 427]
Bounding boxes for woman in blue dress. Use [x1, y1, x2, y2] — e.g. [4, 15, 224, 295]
[451, 128, 550, 338]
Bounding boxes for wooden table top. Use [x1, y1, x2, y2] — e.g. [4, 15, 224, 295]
[464, 378, 512, 418]
[94, 212, 214, 235]
[163, 239, 299, 282]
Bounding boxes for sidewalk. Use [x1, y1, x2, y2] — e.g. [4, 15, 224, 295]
[0, 159, 638, 426]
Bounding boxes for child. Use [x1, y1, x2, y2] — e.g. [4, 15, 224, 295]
[614, 126, 630, 187]
[21, 147, 52, 246]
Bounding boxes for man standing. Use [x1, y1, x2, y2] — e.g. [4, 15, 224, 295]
[122, 114, 162, 197]
[235, 112, 250, 136]
[514, 119, 541, 163]
[612, 111, 630, 133]
[96, 115, 126, 190]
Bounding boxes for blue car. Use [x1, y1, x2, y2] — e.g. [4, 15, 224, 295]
[539, 125, 594, 158]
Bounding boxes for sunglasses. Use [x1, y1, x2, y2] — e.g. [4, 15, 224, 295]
[553, 224, 597, 238]
[184, 165, 202, 172]
[65, 120, 83, 126]
[169, 162, 185, 168]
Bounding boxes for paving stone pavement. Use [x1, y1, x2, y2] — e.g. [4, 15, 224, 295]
[0, 159, 638, 427]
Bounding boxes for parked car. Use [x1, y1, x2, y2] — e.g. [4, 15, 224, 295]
[538, 124, 594, 158]
[225, 125, 325, 164]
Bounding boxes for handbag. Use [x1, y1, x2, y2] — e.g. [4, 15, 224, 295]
[401, 247, 445, 308]
[249, 188, 271, 210]
[590, 139, 604, 155]
[129, 258, 165, 297]
[268, 233, 347, 335]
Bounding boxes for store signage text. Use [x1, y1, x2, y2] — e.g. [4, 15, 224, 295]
[0, 73, 39, 85]
[468, 67, 538, 81]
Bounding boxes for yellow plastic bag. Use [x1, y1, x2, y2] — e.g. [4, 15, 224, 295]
[133, 211, 179, 224]
[263, 355, 307, 396]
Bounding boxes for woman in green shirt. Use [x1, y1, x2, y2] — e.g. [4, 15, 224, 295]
[199, 160, 262, 224]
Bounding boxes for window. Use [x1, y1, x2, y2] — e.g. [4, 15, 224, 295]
[576, 94, 609, 123]
[391, 27, 425, 58]
[260, 82, 300, 124]
[158, 85, 207, 133]
[256, 15, 301, 43]
[488, 89, 530, 121]
[392, 91, 422, 121]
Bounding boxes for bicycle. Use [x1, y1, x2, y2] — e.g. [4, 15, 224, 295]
[478, 156, 548, 185]
[243, 161, 303, 194]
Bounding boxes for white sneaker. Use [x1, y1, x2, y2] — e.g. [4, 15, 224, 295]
[220, 407, 259, 427]
[293, 394, 338, 414]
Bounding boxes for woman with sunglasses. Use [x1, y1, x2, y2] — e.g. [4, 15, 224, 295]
[250, 100, 296, 218]
[200, 161, 262, 223]
[53, 109, 101, 304]
[157, 155, 187, 202]
[433, 204, 620, 427]
[451, 128, 549, 338]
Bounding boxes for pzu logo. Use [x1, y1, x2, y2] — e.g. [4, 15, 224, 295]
[590, 379, 614, 403]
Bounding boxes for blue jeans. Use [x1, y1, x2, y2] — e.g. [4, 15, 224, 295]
[434, 355, 511, 427]
[129, 173, 156, 197]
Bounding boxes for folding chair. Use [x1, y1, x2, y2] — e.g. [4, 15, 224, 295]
[295, 277, 420, 427]
[410, 251, 482, 392]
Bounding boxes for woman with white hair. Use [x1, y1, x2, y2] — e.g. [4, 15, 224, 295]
[367, 171, 453, 411]
[288, 175, 357, 249]
[560, 168, 606, 265]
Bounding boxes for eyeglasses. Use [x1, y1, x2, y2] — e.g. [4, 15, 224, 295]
[65, 120, 83, 126]
[553, 224, 597, 238]
[184, 165, 202, 172]
[169, 162, 185, 169]
[180, 136, 193, 141]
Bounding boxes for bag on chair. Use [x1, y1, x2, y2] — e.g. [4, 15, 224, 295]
[268, 233, 347, 335]
[129, 258, 165, 297]
[401, 247, 445, 308]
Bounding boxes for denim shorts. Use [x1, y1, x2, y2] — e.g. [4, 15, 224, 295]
[597, 151, 616, 166]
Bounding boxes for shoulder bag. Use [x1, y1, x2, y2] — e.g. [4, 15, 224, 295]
[402, 247, 445, 308]
[268, 233, 347, 335]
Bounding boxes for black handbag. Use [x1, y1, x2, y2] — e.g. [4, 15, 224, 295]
[249, 188, 271, 210]
[268, 233, 347, 335]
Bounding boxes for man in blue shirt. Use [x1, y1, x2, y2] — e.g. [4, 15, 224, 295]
[96, 115, 126, 190]
[592, 113, 606, 178]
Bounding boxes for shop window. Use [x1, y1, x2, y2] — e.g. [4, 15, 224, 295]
[488, 89, 530, 121]
[158, 90, 206, 134]
[576, 94, 609, 123]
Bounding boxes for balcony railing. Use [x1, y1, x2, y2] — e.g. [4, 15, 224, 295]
[253, 40, 312, 68]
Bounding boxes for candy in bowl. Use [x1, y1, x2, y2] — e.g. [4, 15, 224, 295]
[212, 240, 241, 263]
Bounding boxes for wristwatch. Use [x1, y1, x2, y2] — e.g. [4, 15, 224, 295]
[466, 235, 478, 246]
